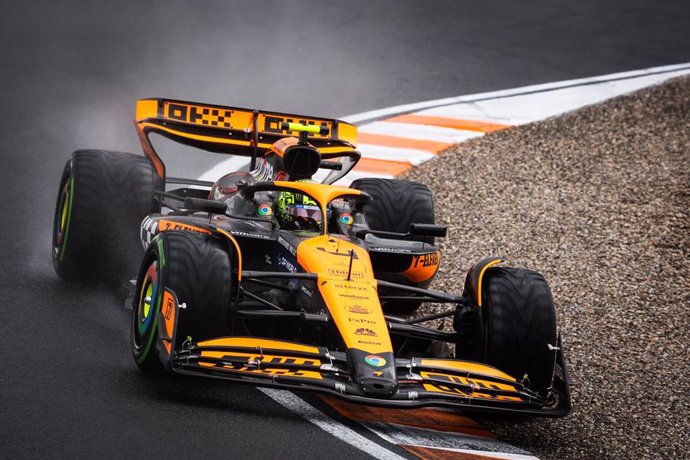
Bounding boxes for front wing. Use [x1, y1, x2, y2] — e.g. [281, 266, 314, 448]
[169, 336, 571, 416]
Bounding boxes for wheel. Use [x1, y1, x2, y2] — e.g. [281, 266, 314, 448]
[481, 267, 558, 396]
[350, 178, 435, 243]
[350, 178, 435, 315]
[52, 150, 160, 285]
[131, 231, 234, 373]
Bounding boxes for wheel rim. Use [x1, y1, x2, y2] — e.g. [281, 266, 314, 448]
[134, 260, 159, 350]
[53, 175, 72, 258]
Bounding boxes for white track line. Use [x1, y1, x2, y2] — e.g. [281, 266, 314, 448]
[419, 69, 690, 125]
[357, 144, 434, 164]
[258, 388, 405, 460]
[364, 422, 533, 456]
[343, 62, 690, 124]
[359, 121, 485, 143]
[312, 168, 394, 185]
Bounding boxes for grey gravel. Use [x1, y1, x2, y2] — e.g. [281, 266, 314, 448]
[403, 77, 690, 459]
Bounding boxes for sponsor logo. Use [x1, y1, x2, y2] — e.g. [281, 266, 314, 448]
[411, 252, 440, 268]
[348, 317, 376, 325]
[364, 355, 386, 367]
[327, 268, 364, 279]
[263, 115, 333, 137]
[338, 212, 353, 225]
[334, 283, 368, 291]
[230, 230, 272, 240]
[167, 102, 234, 128]
[345, 305, 371, 314]
[420, 372, 522, 402]
[278, 236, 297, 255]
[204, 353, 322, 379]
[300, 286, 313, 298]
[164, 296, 174, 320]
[338, 293, 370, 301]
[355, 327, 377, 337]
[278, 256, 297, 273]
[159, 220, 212, 235]
[257, 203, 273, 216]
[369, 247, 412, 254]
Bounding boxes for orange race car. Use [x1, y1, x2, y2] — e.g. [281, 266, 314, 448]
[52, 98, 570, 416]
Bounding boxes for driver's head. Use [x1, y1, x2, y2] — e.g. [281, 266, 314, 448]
[276, 182, 322, 232]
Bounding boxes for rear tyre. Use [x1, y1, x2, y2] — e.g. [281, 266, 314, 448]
[351, 178, 435, 315]
[350, 178, 435, 243]
[482, 267, 557, 396]
[131, 231, 233, 373]
[52, 150, 160, 286]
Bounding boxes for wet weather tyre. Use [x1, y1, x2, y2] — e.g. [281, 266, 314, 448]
[482, 267, 558, 396]
[131, 231, 233, 373]
[350, 178, 435, 243]
[52, 150, 160, 285]
[351, 178, 435, 314]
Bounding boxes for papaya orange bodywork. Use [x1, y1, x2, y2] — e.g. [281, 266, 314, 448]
[402, 251, 441, 283]
[134, 122, 165, 179]
[158, 220, 212, 235]
[418, 359, 516, 382]
[138, 122, 253, 148]
[198, 351, 323, 380]
[477, 259, 503, 306]
[197, 337, 321, 354]
[160, 290, 177, 354]
[419, 360, 522, 401]
[297, 235, 393, 355]
[269, 137, 299, 157]
[213, 228, 243, 281]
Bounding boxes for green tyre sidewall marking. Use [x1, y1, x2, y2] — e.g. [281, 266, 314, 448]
[136, 236, 166, 365]
[58, 160, 75, 263]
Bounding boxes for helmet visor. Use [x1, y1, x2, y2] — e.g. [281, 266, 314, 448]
[289, 204, 322, 222]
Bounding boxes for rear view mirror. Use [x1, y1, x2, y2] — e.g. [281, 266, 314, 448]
[409, 223, 447, 238]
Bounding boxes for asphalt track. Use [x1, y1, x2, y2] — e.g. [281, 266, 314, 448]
[2, 1, 689, 458]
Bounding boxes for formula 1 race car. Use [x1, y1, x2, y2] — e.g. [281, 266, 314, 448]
[52, 98, 570, 416]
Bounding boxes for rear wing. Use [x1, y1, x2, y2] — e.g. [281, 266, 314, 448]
[135, 98, 358, 179]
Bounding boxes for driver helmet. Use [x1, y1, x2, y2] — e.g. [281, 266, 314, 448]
[276, 180, 322, 231]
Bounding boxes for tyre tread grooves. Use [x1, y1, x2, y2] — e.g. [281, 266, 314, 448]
[484, 267, 557, 394]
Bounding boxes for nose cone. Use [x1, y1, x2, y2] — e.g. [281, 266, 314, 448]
[358, 375, 398, 397]
[349, 350, 398, 397]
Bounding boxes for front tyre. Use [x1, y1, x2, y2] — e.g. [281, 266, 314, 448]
[131, 231, 234, 373]
[482, 267, 558, 396]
